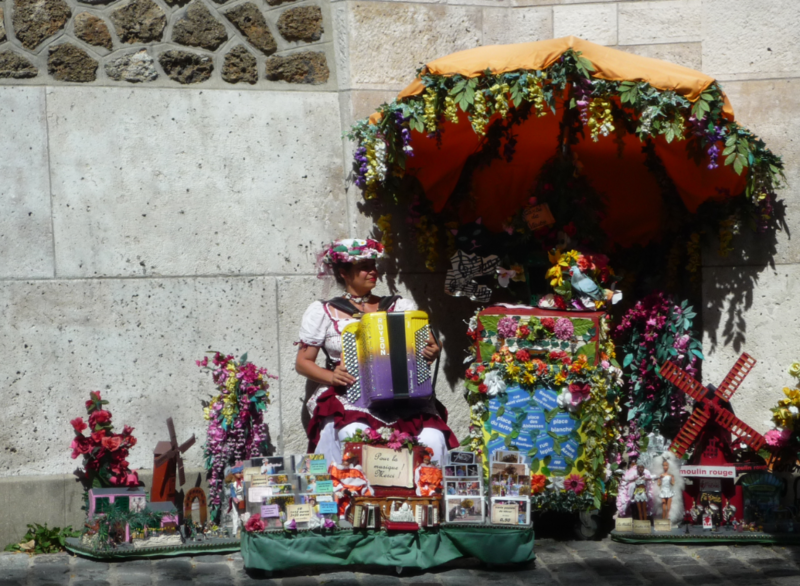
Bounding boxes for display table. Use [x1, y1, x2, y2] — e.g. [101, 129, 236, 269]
[241, 525, 535, 572]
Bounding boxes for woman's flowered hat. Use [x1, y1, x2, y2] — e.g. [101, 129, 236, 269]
[322, 238, 385, 266]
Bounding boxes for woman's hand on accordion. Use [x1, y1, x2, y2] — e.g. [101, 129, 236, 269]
[422, 333, 441, 365]
[330, 362, 356, 387]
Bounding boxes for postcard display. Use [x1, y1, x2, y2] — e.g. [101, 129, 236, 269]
[469, 306, 618, 515]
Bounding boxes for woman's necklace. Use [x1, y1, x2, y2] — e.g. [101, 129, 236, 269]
[343, 292, 370, 305]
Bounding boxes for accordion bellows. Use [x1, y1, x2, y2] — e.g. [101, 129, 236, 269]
[341, 311, 433, 408]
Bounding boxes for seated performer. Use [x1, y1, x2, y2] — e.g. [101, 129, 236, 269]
[414, 447, 443, 497]
[295, 238, 459, 465]
[329, 451, 374, 519]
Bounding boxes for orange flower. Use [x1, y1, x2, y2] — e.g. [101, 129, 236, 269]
[531, 474, 547, 494]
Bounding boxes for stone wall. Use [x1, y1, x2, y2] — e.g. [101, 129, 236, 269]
[0, 0, 333, 86]
[1, 0, 799, 543]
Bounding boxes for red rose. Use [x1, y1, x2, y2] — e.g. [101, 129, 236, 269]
[477, 365, 485, 373]
[71, 417, 88, 434]
[561, 356, 572, 366]
[478, 384, 488, 394]
[554, 296, 567, 310]
[541, 318, 555, 332]
[89, 410, 112, 428]
[515, 350, 531, 363]
[70, 435, 93, 459]
[90, 429, 106, 444]
[101, 435, 122, 452]
[517, 325, 530, 338]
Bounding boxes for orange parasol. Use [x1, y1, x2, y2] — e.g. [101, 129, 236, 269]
[353, 37, 780, 251]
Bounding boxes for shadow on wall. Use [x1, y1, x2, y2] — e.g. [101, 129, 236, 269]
[702, 198, 788, 354]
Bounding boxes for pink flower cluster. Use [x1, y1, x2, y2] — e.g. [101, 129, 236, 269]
[199, 352, 275, 522]
[70, 391, 140, 490]
[765, 428, 791, 448]
[363, 427, 413, 450]
[497, 316, 518, 339]
[554, 318, 574, 341]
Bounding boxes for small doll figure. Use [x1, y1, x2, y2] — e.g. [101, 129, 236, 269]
[656, 458, 674, 520]
[224, 466, 246, 535]
[414, 447, 443, 497]
[628, 464, 653, 520]
[329, 451, 374, 519]
[617, 458, 639, 517]
[722, 498, 737, 526]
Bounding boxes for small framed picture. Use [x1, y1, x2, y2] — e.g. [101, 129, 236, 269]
[466, 465, 479, 477]
[445, 466, 456, 477]
[493, 450, 525, 464]
[445, 497, 485, 523]
[445, 480, 459, 496]
[491, 497, 530, 525]
[448, 450, 476, 465]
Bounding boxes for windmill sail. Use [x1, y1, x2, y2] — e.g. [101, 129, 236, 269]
[670, 407, 711, 458]
[715, 353, 756, 402]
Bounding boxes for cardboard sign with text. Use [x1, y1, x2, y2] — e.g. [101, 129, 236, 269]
[362, 445, 414, 488]
[492, 503, 519, 525]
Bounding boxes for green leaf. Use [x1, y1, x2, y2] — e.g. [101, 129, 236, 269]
[576, 460, 585, 472]
[692, 349, 704, 359]
[553, 442, 562, 456]
[497, 406, 505, 418]
[623, 353, 634, 368]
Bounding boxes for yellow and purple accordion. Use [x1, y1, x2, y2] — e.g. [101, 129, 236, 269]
[341, 311, 433, 408]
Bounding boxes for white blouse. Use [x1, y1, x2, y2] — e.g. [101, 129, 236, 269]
[298, 297, 418, 362]
[298, 297, 438, 422]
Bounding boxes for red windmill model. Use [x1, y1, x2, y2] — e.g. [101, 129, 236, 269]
[660, 353, 767, 524]
[151, 417, 196, 503]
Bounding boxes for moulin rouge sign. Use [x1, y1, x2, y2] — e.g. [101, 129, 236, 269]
[680, 465, 735, 479]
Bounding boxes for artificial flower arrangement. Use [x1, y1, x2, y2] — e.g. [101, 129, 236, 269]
[763, 362, 800, 472]
[614, 293, 703, 458]
[344, 426, 420, 451]
[541, 248, 618, 310]
[197, 352, 275, 522]
[70, 391, 140, 493]
[463, 309, 622, 513]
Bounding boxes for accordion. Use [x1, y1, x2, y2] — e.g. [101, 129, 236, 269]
[341, 311, 433, 408]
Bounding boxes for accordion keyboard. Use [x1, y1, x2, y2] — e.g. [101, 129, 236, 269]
[415, 324, 432, 385]
[342, 331, 362, 403]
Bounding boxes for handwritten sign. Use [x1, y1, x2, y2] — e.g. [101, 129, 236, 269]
[633, 520, 651, 534]
[260, 504, 280, 518]
[315, 480, 334, 494]
[362, 445, 413, 488]
[286, 504, 313, 524]
[247, 486, 273, 503]
[654, 519, 672, 532]
[615, 517, 633, 532]
[309, 460, 328, 475]
[492, 504, 519, 525]
[319, 501, 338, 515]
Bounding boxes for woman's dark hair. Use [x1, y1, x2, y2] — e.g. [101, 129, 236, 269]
[332, 261, 352, 287]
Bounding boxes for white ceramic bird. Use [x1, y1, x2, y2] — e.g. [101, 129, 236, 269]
[568, 266, 604, 300]
[568, 266, 623, 304]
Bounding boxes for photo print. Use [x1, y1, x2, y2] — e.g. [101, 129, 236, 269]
[445, 497, 485, 523]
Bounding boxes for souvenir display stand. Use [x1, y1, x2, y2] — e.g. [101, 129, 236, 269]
[241, 525, 534, 573]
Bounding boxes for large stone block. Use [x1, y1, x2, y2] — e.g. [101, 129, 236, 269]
[265, 51, 329, 84]
[702, 79, 800, 267]
[617, 42, 702, 72]
[340, 2, 482, 89]
[12, 0, 71, 50]
[277, 274, 474, 455]
[701, 0, 800, 79]
[703, 264, 800, 435]
[482, 6, 552, 46]
[46, 87, 347, 277]
[0, 277, 281, 474]
[618, 0, 701, 46]
[172, 2, 228, 51]
[553, 3, 617, 46]
[0, 87, 53, 279]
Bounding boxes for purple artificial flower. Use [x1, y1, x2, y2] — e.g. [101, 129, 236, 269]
[497, 316, 518, 339]
[554, 318, 574, 340]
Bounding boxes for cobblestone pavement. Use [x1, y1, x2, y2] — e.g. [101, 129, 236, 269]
[2, 539, 800, 586]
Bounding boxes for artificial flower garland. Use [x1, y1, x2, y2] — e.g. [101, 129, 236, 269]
[70, 391, 140, 492]
[197, 352, 274, 522]
[763, 362, 800, 472]
[350, 49, 783, 297]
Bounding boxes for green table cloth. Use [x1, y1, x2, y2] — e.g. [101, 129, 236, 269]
[241, 525, 534, 572]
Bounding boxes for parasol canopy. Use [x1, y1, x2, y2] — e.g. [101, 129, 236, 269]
[351, 37, 782, 254]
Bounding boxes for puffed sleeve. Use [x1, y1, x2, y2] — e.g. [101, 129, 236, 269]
[298, 301, 328, 347]
[391, 297, 419, 312]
